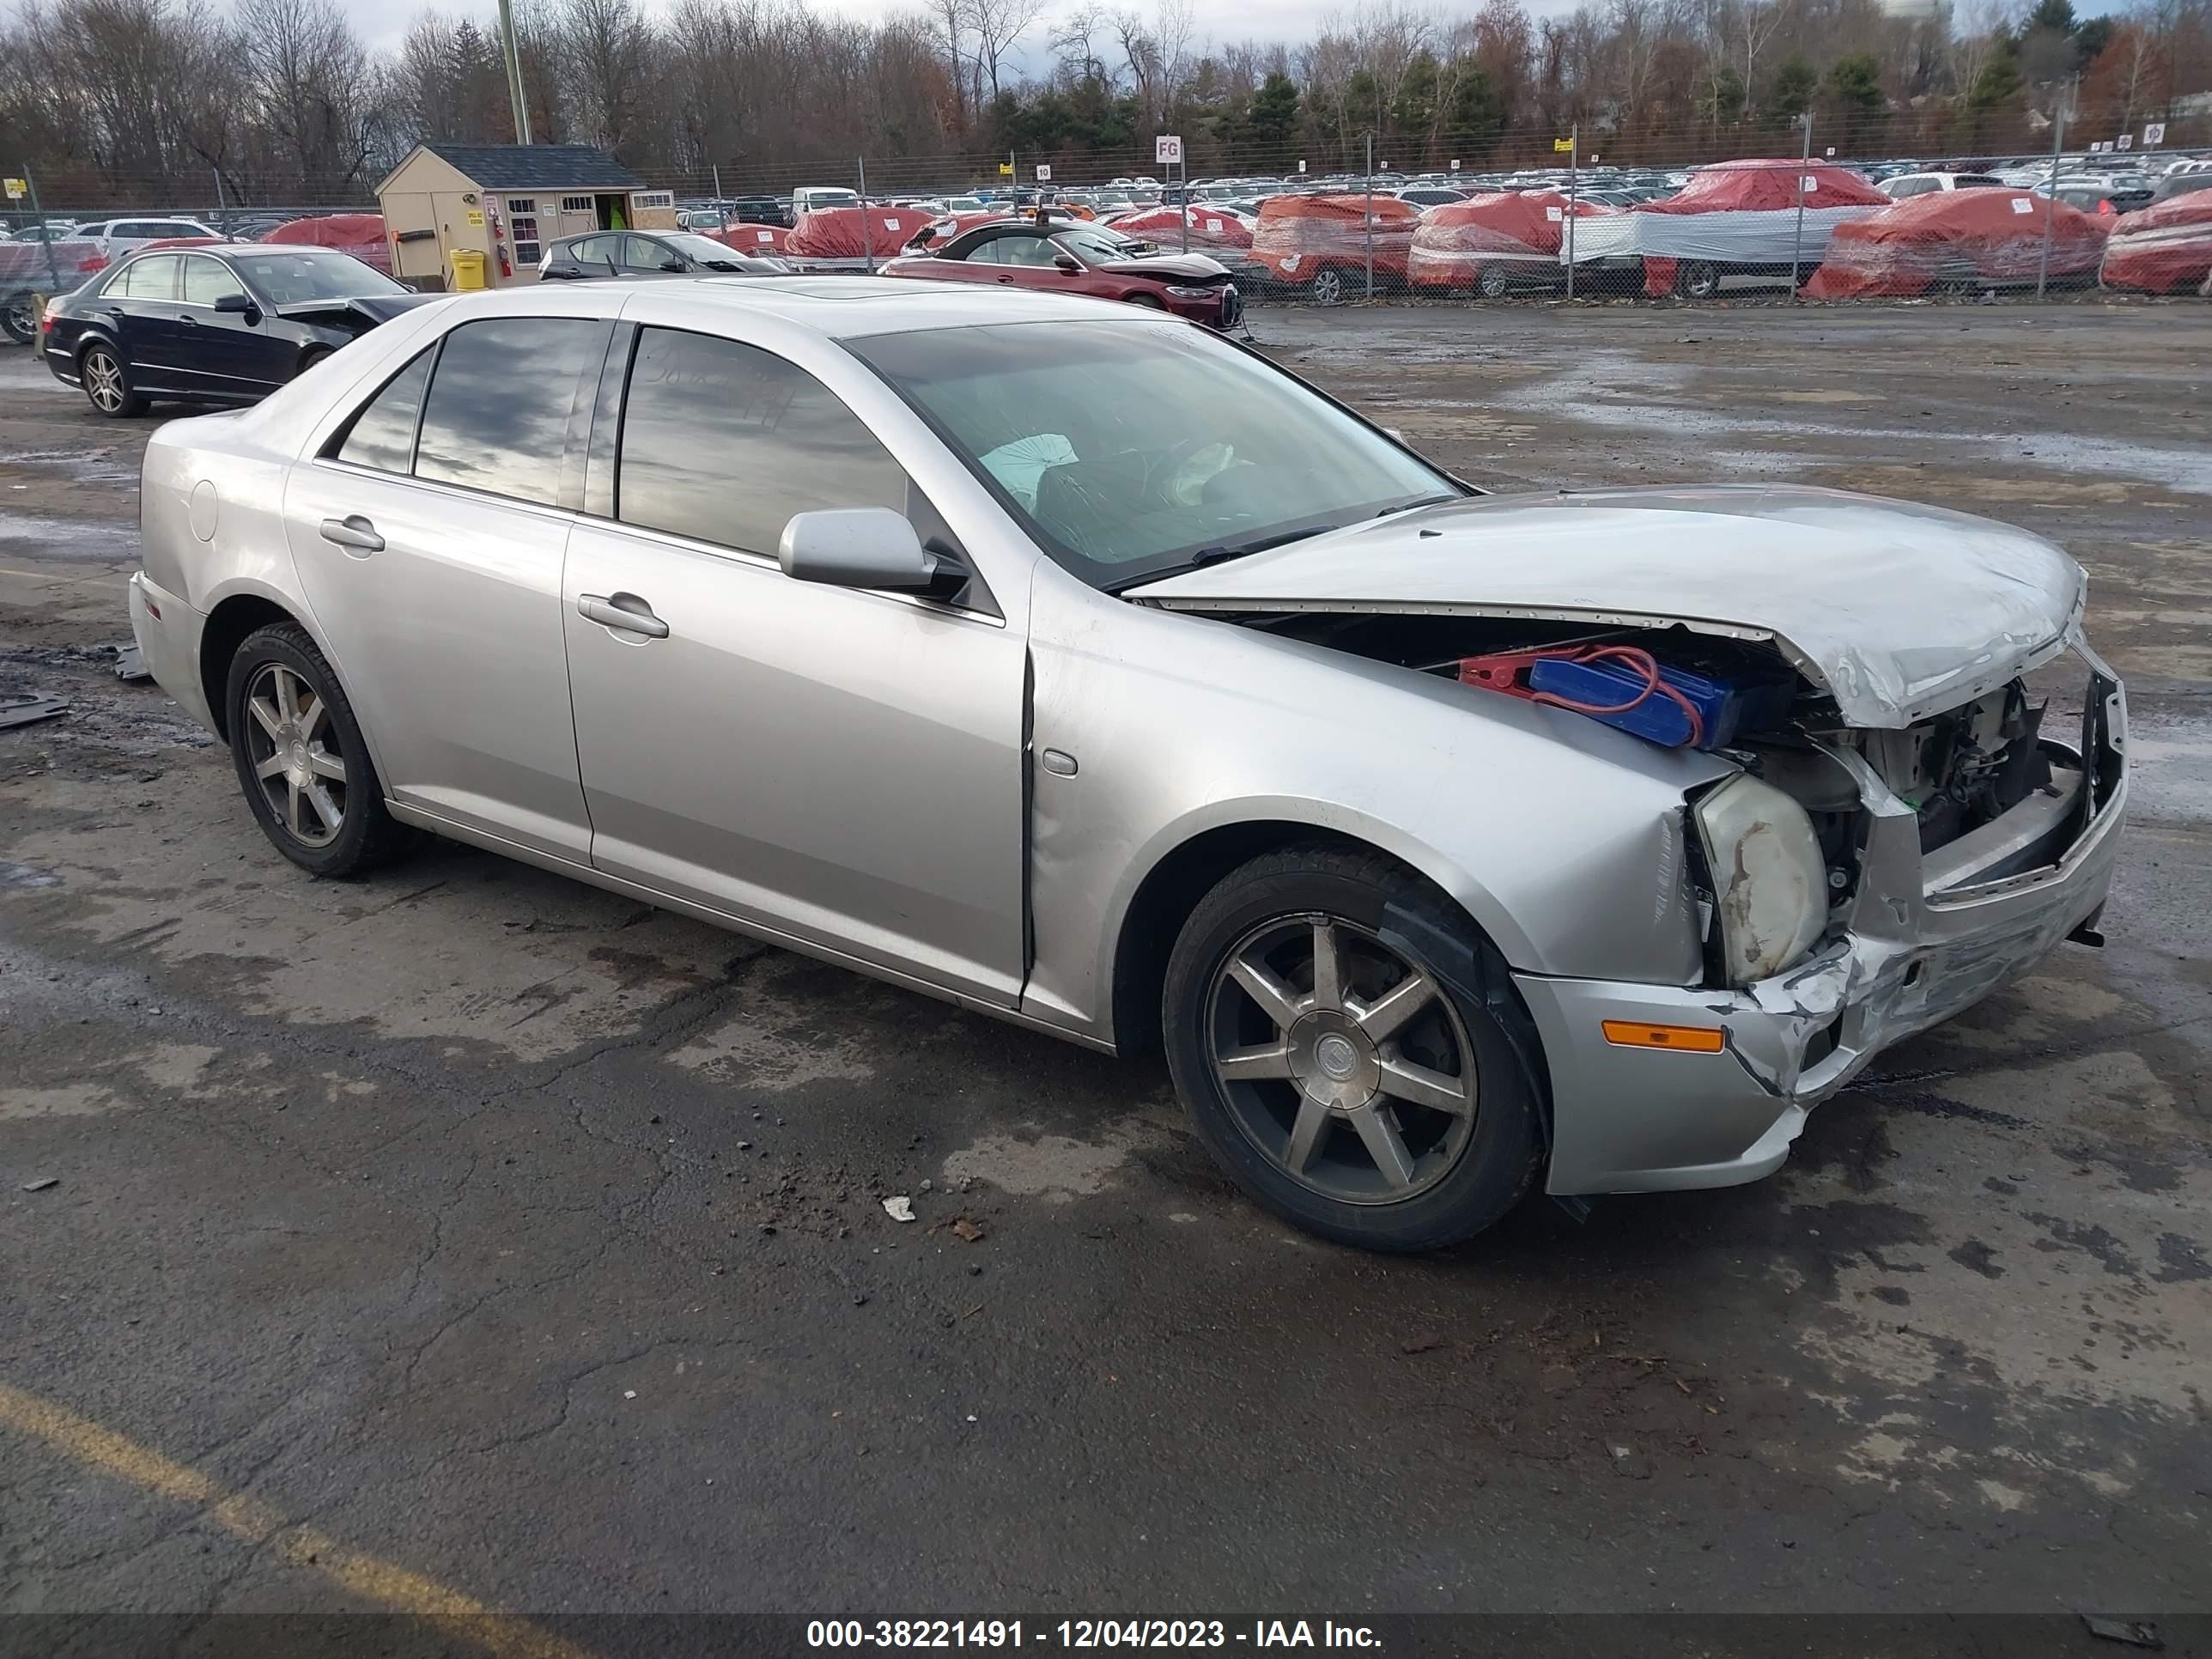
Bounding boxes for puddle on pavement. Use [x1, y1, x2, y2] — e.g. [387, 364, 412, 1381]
[0, 512, 139, 559]
[1495, 350, 2212, 495]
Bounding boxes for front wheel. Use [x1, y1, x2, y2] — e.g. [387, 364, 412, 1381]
[225, 623, 412, 878]
[1476, 263, 1511, 300]
[1163, 846, 1545, 1252]
[1, 291, 34, 344]
[79, 342, 144, 416]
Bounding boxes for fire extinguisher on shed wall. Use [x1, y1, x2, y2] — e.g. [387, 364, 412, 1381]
[486, 198, 512, 279]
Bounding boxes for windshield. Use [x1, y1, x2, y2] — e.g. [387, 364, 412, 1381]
[229, 250, 403, 301]
[1054, 225, 1139, 263]
[848, 320, 1461, 588]
[665, 232, 738, 264]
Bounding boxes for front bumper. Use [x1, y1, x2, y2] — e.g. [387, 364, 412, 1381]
[1522, 647, 2128, 1195]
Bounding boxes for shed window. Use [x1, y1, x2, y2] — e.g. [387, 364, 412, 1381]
[561, 196, 592, 212]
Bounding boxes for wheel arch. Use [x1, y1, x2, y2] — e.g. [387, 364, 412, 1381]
[1103, 808, 1532, 1061]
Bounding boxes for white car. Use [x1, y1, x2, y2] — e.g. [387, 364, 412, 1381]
[791, 187, 861, 216]
[1877, 173, 2007, 199]
[65, 216, 222, 256]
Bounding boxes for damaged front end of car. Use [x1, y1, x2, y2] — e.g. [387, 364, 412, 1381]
[1127, 485, 2130, 1192]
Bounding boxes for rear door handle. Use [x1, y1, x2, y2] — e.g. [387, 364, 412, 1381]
[578, 592, 669, 639]
[319, 514, 383, 553]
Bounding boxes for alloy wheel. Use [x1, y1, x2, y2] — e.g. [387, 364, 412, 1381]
[243, 663, 348, 848]
[82, 349, 126, 414]
[1311, 267, 1346, 306]
[1204, 914, 1479, 1205]
[1478, 264, 1510, 299]
[2, 300, 33, 343]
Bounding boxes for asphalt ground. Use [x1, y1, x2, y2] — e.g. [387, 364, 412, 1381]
[1, 301, 2208, 1653]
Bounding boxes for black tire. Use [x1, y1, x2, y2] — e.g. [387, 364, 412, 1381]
[1, 291, 33, 344]
[1476, 263, 1511, 300]
[1163, 844, 1546, 1252]
[1674, 260, 1720, 300]
[1123, 293, 1166, 309]
[294, 345, 333, 380]
[224, 622, 412, 878]
[78, 339, 144, 417]
[1309, 265, 1347, 306]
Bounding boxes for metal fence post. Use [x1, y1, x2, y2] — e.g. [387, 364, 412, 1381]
[2037, 85, 2070, 300]
[1790, 110, 1812, 295]
[712, 164, 723, 203]
[1180, 150, 1189, 252]
[1364, 132, 1375, 299]
[858, 155, 874, 273]
[1565, 124, 1578, 301]
[23, 167, 61, 293]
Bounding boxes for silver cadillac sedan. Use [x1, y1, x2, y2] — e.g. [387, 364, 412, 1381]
[128, 278, 2126, 1252]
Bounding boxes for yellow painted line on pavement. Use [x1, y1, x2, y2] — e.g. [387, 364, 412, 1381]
[0, 1381, 596, 1659]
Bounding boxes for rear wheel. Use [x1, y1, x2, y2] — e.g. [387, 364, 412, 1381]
[225, 623, 411, 878]
[1476, 263, 1511, 300]
[1163, 846, 1545, 1252]
[1310, 265, 1347, 306]
[1, 292, 34, 344]
[79, 342, 143, 417]
[1674, 261, 1721, 300]
[294, 345, 333, 380]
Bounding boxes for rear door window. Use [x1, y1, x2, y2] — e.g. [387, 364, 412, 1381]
[118, 255, 180, 300]
[614, 325, 908, 556]
[412, 317, 606, 506]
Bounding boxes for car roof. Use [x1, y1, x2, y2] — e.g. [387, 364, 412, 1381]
[465, 275, 1183, 339]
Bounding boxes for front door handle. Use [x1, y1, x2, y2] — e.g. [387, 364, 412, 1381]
[996, 274, 1014, 283]
[578, 592, 669, 639]
[319, 514, 383, 552]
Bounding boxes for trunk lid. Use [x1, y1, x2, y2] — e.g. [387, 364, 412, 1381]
[1125, 484, 2083, 728]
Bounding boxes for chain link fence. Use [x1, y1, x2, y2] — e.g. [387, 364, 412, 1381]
[7, 129, 2209, 345]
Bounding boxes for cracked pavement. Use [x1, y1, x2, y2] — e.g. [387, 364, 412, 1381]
[1, 306, 2209, 1631]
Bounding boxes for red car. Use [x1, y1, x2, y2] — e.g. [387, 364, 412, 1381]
[879, 217, 1242, 329]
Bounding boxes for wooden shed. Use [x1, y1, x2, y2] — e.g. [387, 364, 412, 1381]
[374, 143, 675, 289]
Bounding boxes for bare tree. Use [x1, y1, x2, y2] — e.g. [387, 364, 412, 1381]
[968, 0, 1047, 107]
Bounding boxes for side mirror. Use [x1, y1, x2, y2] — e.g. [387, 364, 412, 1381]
[212, 291, 253, 314]
[779, 508, 963, 599]
[659, 258, 687, 273]
[1053, 253, 1081, 272]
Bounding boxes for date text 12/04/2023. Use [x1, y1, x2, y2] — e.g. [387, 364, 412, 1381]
[805, 1620, 1384, 1648]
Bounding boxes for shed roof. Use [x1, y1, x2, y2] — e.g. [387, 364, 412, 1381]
[416, 143, 644, 191]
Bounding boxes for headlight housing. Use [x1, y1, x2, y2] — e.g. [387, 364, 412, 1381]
[1692, 775, 1828, 987]
[1163, 284, 1218, 299]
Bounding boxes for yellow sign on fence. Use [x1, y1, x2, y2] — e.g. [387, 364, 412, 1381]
[3, 179, 25, 199]
[1553, 137, 1573, 153]
[997, 162, 1013, 176]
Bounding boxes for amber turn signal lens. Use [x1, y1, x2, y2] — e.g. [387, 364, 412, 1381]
[1601, 1020, 1725, 1054]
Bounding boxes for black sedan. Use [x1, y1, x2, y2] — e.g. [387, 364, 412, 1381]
[40, 243, 431, 418]
[538, 229, 789, 282]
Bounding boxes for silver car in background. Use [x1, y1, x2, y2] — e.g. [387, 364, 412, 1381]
[127, 278, 2126, 1251]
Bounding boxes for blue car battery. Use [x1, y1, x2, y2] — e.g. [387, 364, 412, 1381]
[1525, 655, 1792, 750]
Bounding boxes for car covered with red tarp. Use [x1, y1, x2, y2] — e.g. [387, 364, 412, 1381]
[1803, 188, 2108, 298]
[1566, 160, 1889, 296]
[1249, 194, 1421, 303]
[1104, 204, 1255, 252]
[261, 213, 392, 275]
[1408, 191, 1606, 295]
[2099, 194, 2212, 294]
[785, 205, 935, 267]
[712, 221, 793, 257]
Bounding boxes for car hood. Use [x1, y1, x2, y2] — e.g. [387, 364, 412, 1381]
[1097, 252, 1231, 282]
[273, 292, 435, 326]
[1125, 484, 2085, 728]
